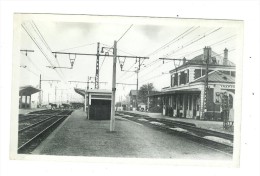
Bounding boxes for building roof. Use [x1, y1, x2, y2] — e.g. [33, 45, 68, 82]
[129, 90, 137, 96]
[170, 50, 235, 73]
[19, 85, 41, 96]
[74, 88, 112, 97]
[192, 71, 235, 83]
[74, 88, 86, 97]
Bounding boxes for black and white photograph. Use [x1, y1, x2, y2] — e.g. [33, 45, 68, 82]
[0, 1, 259, 176]
[10, 13, 243, 164]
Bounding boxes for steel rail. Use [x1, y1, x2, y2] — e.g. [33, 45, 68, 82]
[18, 110, 72, 153]
[18, 112, 63, 132]
[116, 112, 233, 154]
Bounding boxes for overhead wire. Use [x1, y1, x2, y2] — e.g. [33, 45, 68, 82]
[123, 29, 234, 82]
[20, 65, 39, 77]
[100, 24, 134, 70]
[140, 48, 236, 85]
[141, 27, 222, 71]
[56, 42, 96, 52]
[137, 26, 200, 74]
[21, 52, 43, 73]
[21, 23, 65, 82]
[171, 34, 236, 58]
[146, 26, 198, 57]
[117, 24, 133, 43]
[31, 21, 66, 79]
[166, 27, 222, 57]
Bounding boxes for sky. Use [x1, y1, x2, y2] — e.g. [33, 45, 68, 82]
[17, 14, 242, 105]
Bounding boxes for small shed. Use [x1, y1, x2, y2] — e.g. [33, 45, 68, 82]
[74, 88, 112, 120]
[19, 85, 41, 109]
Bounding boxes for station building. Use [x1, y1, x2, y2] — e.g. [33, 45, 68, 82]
[148, 47, 236, 121]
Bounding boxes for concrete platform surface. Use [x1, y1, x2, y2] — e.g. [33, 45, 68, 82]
[123, 111, 233, 134]
[19, 108, 46, 115]
[33, 109, 231, 160]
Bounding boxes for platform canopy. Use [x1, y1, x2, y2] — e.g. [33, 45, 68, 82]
[74, 88, 86, 97]
[74, 88, 112, 100]
[19, 85, 41, 96]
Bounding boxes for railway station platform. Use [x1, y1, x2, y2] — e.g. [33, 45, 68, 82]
[19, 108, 45, 115]
[32, 109, 231, 160]
[121, 111, 233, 134]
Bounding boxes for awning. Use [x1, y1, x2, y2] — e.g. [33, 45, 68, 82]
[74, 88, 86, 97]
[19, 85, 41, 96]
[74, 88, 112, 100]
[148, 89, 200, 97]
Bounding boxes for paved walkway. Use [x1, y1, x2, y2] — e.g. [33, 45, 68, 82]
[32, 109, 231, 160]
[121, 111, 233, 134]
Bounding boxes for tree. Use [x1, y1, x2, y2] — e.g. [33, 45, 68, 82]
[138, 83, 156, 105]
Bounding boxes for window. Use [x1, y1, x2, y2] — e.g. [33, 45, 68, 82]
[174, 73, 178, 86]
[171, 75, 174, 87]
[180, 71, 186, 84]
[194, 69, 201, 79]
[186, 69, 189, 83]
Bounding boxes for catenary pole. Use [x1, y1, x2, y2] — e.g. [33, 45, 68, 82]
[110, 40, 117, 131]
[39, 74, 41, 107]
[202, 47, 209, 120]
[135, 58, 141, 110]
[95, 42, 100, 89]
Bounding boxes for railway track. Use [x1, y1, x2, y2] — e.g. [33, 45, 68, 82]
[116, 111, 234, 154]
[18, 110, 73, 154]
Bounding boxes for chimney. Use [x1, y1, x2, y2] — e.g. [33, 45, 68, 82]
[223, 48, 228, 65]
[183, 57, 186, 65]
[203, 46, 212, 62]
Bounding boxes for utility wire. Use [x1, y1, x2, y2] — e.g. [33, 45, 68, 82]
[20, 65, 39, 77]
[22, 23, 65, 82]
[166, 27, 222, 57]
[31, 21, 65, 79]
[138, 26, 200, 74]
[146, 26, 198, 57]
[172, 34, 236, 58]
[117, 24, 133, 43]
[100, 24, 134, 69]
[31, 21, 52, 53]
[123, 32, 234, 82]
[56, 42, 96, 52]
[100, 42, 136, 56]
[139, 27, 222, 73]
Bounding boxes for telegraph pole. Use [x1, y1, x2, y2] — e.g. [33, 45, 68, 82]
[135, 58, 141, 110]
[110, 40, 117, 131]
[38, 74, 42, 107]
[39, 77, 60, 105]
[95, 42, 100, 89]
[87, 76, 90, 90]
[136, 69, 139, 110]
[147, 82, 150, 110]
[202, 47, 209, 120]
[55, 86, 57, 104]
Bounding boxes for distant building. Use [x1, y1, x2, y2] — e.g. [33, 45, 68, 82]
[19, 85, 41, 109]
[129, 90, 138, 110]
[148, 47, 236, 121]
